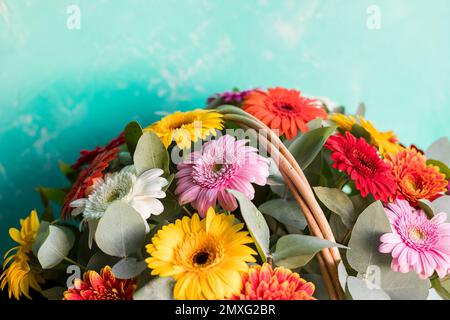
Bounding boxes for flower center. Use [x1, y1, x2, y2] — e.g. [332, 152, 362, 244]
[168, 116, 196, 130]
[279, 104, 295, 112]
[193, 251, 210, 266]
[212, 163, 223, 172]
[409, 227, 426, 242]
[352, 150, 377, 175]
[106, 189, 123, 203]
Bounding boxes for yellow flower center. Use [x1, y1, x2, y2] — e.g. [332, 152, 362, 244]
[409, 227, 426, 242]
[175, 233, 225, 271]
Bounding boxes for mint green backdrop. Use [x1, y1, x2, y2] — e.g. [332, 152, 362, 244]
[0, 0, 449, 254]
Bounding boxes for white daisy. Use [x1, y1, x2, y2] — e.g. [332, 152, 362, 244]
[70, 166, 168, 246]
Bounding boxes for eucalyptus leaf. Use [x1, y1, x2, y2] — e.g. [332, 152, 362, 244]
[338, 261, 349, 291]
[37, 225, 75, 269]
[41, 287, 66, 300]
[355, 102, 366, 117]
[133, 131, 169, 176]
[426, 159, 450, 179]
[273, 234, 346, 269]
[350, 124, 371, 143]
[266, 157, 284, 186]
[124, 121, 143, 157]
[431, 196, 450, 222]
[86, 251, 121, 272]
[95, 201, 146, 258]
[379, 269, 429, 300]
[347, 201, 392, 273]
[112, 257, 147, 279]
[133, 276, 175, 300]
[288, 126, 336, 170]
[426, 137, 450, 166]
[259, 199, 307, 230]
[227, 189, 270, 261]
[32, 221, 50, 256]
[347, 276, 391, 300]
[36, 187, 67, 206]
[314, 186, 356, 228]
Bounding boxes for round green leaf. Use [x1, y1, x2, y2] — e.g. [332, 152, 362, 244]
[133, 131, 169, 175]
[112, 257, 147, 279]
[347, 201, 392, 273]
[426, 137, 450, 166]
[258, 199, 307, 230]
[347, 276, 391, 300]
[124, 121, 143, 157]
[380, 269, 429, 300]
[133, 276, 175, 300]
[95, 201, 146, 258]
[37, 225, 75, 269]
[273, 234, 347, 269]
[314, 186, 356, 228]
[227, 189, 270, 261]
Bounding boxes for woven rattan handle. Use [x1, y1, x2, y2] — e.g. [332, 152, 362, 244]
[216, 105, 344, 300]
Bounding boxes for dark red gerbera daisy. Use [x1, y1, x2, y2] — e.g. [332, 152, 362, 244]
[243, 87, 327, 139]
[61, 147, 120, 218]
[72, 132, 125, 170]
[325, 132, 396, 202]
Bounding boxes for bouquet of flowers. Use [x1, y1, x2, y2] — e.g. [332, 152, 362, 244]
[2, 87, 449, 300]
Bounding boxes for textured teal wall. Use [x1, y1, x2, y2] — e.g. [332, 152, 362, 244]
[0, 0, 449, 254]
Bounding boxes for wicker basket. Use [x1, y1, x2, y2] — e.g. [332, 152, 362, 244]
[214, 105, 344, 300]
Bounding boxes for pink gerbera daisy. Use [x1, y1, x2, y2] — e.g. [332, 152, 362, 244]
[379, 199, 450, 279]
[175, 135, 270, 217]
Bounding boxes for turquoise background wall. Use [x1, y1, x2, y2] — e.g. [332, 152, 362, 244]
[0, 0, 449, 254]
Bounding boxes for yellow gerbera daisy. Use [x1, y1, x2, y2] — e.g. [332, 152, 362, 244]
[330, 113, 357, 131]
[144, 109, 224, 149]
[1, 210, 44, 299]
[358, 117, 403, 156]
[330, 113, 402, 156]
[145, 208, 257, 300]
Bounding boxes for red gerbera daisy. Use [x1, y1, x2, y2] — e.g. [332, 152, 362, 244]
[63, 266, 137, 300]
[243, 87, 327, 139]
[72, 132, 125, 170]
[325, 132, 396, 202]
[61, 147, 120, 218]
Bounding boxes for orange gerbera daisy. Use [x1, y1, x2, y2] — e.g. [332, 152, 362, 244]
[387, 148, 447, 205]
[243, 87, 327, 139]
[63, 266, 137, 300]
[230, 263, 316, 300]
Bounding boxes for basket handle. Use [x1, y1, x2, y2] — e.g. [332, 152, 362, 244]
[216, 105, 344, 300]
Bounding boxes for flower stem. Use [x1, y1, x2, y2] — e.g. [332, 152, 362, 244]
[63, 257, 86, 271]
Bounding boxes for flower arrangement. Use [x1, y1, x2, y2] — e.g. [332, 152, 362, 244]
[2, 87, 450, 301]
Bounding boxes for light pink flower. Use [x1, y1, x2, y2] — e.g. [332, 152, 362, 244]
[379, 199, 450, 279]
[175, 135, 269, 217]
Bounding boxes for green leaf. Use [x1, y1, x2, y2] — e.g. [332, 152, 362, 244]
[95, 201, 146, 258]
[59, 161, 78, 182]
[32, 221, 50, 256]
[124, 121, 143, 157]
[314, 186, 356, 228]
[338, 261, 349, 291]
[133, 131, 169, 176]
[227, 189, 270, 261]
[266, 158, 285, 186]
[432, 196, 450, 222]
[86, 251, 120, 272]
[355, 102, 366, 117]
[426, 137, 450, 166]
[258, 199, 307, 230]
[347, 201, 392, 273]
[133, 276, 175, 300]
[41, 287, 66, 300]
[426, 159, 450, 179]
[36, 187, 67, 206]
[37, 225, 75, 269]
[346, 276, 391, 300]
[273, 234, 347, 269]
[379, 269, 429, 300]
[288, 126, 336, 170]
[350, 124, 371, 143]
[112, 257, 147, 279]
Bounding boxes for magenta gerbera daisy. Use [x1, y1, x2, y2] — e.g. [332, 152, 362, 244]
[379, 199, 450, 279]
[325, 132, 396, 202]
[175, 135, 270, 217]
